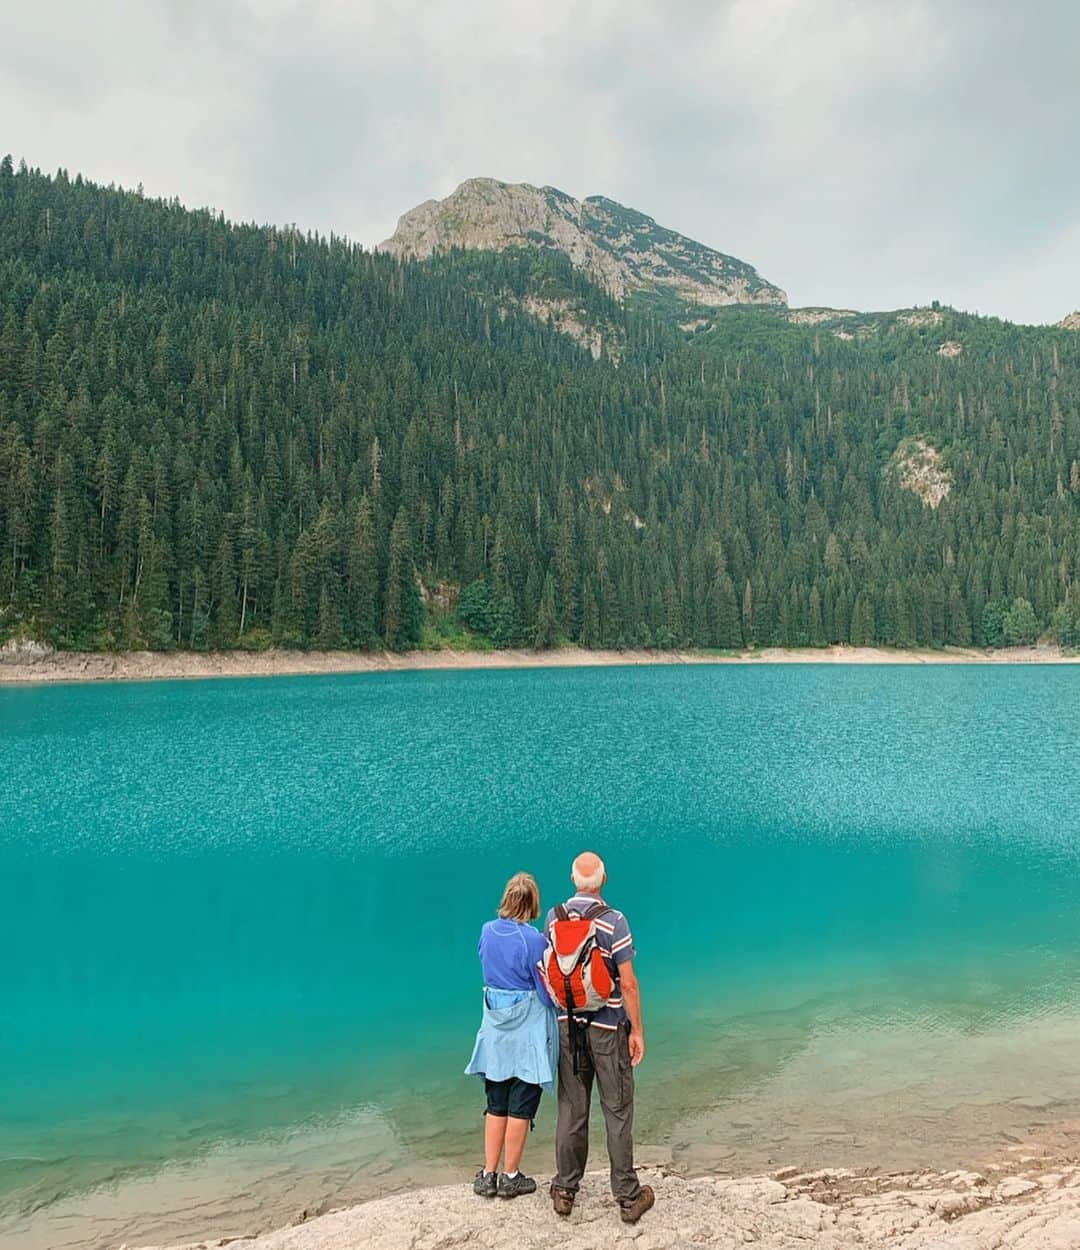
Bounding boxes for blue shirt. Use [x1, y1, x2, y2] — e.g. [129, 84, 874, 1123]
[478, 919, 552, 1007]
[543, 894, 636, 1031]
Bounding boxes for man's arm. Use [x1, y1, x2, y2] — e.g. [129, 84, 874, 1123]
[619, 959, 645, 1066]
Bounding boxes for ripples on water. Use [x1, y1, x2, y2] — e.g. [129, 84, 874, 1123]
[2, 665, 1080, 1248]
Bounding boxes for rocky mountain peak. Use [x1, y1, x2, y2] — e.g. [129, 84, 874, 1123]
[379, 178, 786, 309]
[1057, 311, 1080, 330]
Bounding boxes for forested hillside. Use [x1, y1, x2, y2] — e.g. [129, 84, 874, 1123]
[2, 158, 1080, 654]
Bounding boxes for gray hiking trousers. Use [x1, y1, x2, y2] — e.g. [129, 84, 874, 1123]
[553, 1019, 641, 1202]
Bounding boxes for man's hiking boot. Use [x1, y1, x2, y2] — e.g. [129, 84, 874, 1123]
[497, 1172, 537, 1198]
[619, 1185, 655, 1224]
[550, 1184, 575, 1216]
[473, 1169, 497, 1197]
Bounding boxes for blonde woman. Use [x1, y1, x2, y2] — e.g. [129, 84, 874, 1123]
[465, 872, 557, 1199]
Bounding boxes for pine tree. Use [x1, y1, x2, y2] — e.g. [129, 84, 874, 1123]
[808, 585, 825, 646]
[347, 495, 379, 646]
[741, 578, 754, 645]
[383, 507, 421, 650]
[317, 581, 345, 648]
[946, 584, 972, 646]
[710, 572, 741, 648]
[850, 593, 875, 646]
[534, 572, 558, 649]
[1003, 597, 1038, 646]
[580, 577, 600, 649]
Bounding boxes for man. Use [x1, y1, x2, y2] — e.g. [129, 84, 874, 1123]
[545, 851, 654, 1224]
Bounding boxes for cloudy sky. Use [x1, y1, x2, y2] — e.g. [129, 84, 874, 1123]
[5, 0, 1078, 322]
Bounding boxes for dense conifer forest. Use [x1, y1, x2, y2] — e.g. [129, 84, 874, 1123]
[2, 159, 1080, 653]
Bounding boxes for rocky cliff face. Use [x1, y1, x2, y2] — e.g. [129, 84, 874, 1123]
[1057, 312, 1080, 330]
[379, 178, 786, 309]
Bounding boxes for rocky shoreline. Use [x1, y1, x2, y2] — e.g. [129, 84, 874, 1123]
[135, 1149, 1080, 1250]
[1, 640, 1076, 686]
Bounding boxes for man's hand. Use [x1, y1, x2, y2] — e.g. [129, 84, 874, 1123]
[619, 959, 644, 1066]
[628, 1029, 645, 1067]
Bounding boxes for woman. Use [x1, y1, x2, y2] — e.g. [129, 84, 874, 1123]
[465, 871, 557, 1199]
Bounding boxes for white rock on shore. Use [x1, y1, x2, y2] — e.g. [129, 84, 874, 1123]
[0, 636, 55, 664]
[135, 1163, 1080, 1250]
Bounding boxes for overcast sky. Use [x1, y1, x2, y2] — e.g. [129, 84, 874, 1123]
[5, 0, 1078, 322]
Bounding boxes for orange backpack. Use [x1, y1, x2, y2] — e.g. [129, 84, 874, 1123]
[541, 902, 614, 1015]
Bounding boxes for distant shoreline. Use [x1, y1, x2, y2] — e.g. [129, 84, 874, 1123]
[1, 642, 1077, 686]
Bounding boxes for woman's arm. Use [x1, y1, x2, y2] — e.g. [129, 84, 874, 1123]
[527, 928, 554, 1007]
[530, 955, 554, 1007]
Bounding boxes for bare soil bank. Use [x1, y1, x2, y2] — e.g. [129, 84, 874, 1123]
[1, 643, 1076, 686]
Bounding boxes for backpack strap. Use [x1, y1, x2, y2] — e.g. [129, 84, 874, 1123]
[583, 902, 611, 921]
[554, 904, 569, 921]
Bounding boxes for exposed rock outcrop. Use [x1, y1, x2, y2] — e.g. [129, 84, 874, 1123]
[380, 179, 786, 310]
[897, 309, 944, 328]
[889, 438, 951, 508]
[0, 637, 55, 664]
[137, 1161, 1080, 1250]
[938, 340, 963, 358]
[788, 307, 856, 325]
[1056, 311, 1080, 330]
[515, 294, 619, 361]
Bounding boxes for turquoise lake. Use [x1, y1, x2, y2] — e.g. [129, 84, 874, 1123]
[4, 664, 1080, 1248]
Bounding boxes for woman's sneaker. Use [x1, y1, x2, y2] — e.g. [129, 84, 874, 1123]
[473, 1169, 498, 1197]
[498, 1172, 537, 1198]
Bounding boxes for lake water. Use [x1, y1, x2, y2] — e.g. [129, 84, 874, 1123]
[4, 664, 1080, 1249]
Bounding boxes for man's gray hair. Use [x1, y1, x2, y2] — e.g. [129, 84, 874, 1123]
[571, 854, 606, 891]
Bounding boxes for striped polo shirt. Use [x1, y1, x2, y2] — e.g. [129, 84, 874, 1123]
[543, 894, 636, 1031]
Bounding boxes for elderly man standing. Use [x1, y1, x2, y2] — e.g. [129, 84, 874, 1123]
[545, 851, 654, 1224]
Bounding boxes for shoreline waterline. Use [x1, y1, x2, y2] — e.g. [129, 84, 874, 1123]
[1, 641, 1077, 686]
[13, 1114, 1080, 1250]
[101, 1129, 1080, 1250]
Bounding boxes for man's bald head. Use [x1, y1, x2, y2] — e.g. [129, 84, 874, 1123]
[571, 851, 606, 893]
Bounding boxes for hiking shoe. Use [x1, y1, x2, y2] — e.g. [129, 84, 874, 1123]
[550, 1184, 575, 1216]
[497, 1172, 537, 1198]
[473, 1169, 497, 1197]
[619, 1185, 655, 1224]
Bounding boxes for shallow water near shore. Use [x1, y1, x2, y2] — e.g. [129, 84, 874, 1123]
[4, 664, 1080, 1249]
